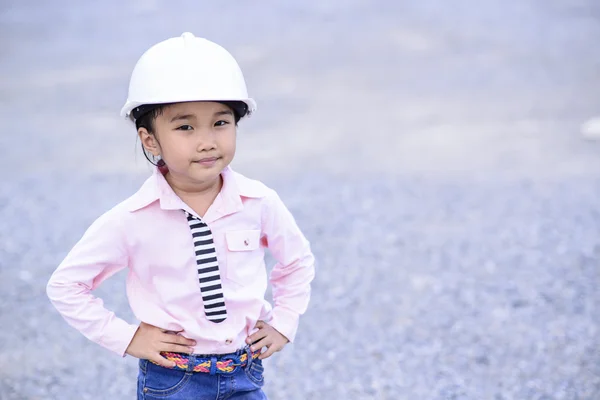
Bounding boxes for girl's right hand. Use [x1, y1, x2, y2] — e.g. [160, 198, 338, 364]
[125, 322, 196, 368]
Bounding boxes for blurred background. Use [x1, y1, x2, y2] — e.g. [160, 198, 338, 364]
[1, 0, 600, 399]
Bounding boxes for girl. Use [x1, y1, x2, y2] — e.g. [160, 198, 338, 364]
[46, 32, 315, 399]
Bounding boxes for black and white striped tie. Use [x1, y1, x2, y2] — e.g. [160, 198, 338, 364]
[185, 212, 227, 323]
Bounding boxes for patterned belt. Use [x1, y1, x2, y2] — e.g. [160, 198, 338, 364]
[152, 347, 261, 374]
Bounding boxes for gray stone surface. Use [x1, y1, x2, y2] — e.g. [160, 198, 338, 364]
[1, 1, 600, 399]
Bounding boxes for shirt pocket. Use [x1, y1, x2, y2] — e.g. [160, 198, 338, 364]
[225, 230, 265, 285]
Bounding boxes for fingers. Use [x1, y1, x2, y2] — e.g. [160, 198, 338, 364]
[250, 338, 270, 353]
[161, 343, 195, 354]
[161, 332, 197, 347]
[126, 322, 198, 367]
[246, 329, 267, 345]
[259, 343, 282, 360]
[161, 329, 183, 334]
[150, 354, 176, 369]
[246, 321, 265, 345]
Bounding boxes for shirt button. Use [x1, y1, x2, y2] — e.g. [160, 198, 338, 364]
[225, 338, 233, 345]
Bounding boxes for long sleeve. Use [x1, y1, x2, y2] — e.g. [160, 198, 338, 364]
[261, 190, 315, 342]
[46, 210, 138, 357]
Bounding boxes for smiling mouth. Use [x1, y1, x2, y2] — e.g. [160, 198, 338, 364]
[193, 157, 221, 165]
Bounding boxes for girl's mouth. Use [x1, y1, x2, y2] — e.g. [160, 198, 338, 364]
[194, 157, 220, 167]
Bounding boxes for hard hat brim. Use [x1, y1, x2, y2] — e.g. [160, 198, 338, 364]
[121, 98, 257, 120]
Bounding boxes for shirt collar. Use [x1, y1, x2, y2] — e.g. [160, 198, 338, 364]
[127, 166, 267, 220]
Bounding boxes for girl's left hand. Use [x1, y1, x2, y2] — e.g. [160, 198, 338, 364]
[246, 320, 289, 359]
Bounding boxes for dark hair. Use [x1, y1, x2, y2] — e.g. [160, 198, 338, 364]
[135, 101, 247, 166]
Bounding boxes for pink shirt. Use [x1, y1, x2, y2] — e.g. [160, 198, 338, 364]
[46, 167, 315, 357]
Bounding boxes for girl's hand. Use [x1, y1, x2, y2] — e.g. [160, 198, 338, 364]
[125, 322, 196, 368]
[246, 320, 289, 360]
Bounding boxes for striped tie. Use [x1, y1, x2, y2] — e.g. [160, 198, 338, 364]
[185, 212, 227, 323]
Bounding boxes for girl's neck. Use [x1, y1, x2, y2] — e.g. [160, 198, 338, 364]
[165, 172, 223, 218]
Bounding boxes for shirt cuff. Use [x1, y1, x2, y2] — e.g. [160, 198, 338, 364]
[269, 307, 300, 343]
[99, 318, 139, 357]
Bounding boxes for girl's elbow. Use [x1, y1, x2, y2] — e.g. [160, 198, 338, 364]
[46, 276, 62, 304]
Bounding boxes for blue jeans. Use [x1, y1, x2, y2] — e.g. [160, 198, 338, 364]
[137, 350, 267, 399]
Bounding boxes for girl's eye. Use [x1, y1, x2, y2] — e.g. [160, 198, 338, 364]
[176, 125, 194, 131]
[214, 120, 230, 127]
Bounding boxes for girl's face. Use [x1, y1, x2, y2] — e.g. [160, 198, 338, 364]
[139, 101, 237, 187]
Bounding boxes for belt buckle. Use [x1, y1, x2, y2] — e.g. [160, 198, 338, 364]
[220, 354, 242, 374]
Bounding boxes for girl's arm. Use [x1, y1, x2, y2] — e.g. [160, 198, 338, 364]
[46, 210, 138, 357]
[261, 190, 316, 342]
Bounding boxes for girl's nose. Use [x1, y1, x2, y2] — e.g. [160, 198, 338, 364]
[195, 131, 217, 152]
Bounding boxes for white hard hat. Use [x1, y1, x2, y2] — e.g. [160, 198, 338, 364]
[121, 32, 256, 119]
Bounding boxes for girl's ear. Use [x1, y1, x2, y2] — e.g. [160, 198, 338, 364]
[138, 127, 160, 157]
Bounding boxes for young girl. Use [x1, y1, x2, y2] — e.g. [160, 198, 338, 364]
[46, 32, 315, 399]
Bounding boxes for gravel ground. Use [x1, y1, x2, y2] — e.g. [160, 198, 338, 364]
[1, 1, 600, 399]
